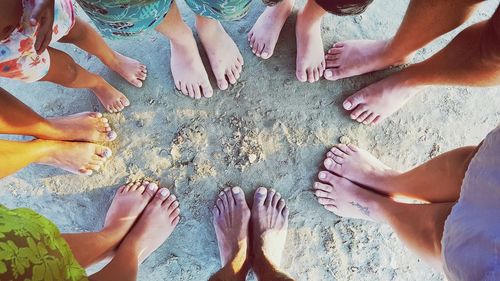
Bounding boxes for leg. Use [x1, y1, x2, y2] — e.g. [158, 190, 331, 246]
[90, 187, 180, 281]
[63, 182, 158, 268]
[0, 87, 116, 142]
[59, 17, 147, 88]
[343, 5, 500, 125]
[313, 173, 453, 269]
[195, 16, 244, 91]
[209, 187, 251, 281]
[323, 144, 477, 203]
[252, 187, 294, 281]
[295, 0, 326, 83]
[40, 47, 129, 113]
[154, 2, 213, 99]
[248, 0, 295, 59]
[0, 139, 111, 178]
[324, 0, 484, 81]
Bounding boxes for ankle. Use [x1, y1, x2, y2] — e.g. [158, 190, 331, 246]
[31, 139, 59, 164]
[195, 16, 220, 34]
[382, 39, 415, 65]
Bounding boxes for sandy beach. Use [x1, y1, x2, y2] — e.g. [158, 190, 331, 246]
[1, 0, 499, 279]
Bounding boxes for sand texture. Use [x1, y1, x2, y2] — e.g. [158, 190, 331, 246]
[1, 0, 499, 280]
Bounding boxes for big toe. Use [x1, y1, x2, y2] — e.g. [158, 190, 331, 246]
[343, 91, 366, 111]
[253, 187, 268, 207]
[231, 186, 247, 206]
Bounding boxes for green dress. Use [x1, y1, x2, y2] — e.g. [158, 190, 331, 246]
[0, 205, 87, 281]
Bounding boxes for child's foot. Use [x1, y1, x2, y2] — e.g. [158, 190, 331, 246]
[324, 40, 413, 81]
[108, 51, 148, 88]
[92, 79, 130, 113]
[296, 5, 325, 83]
[47, 112, 117, 142]
[170, 31, 213, 99]
[102, 181, 159, 242]
[342, 72, 423, 125]
[197, 18, 244, 90]
[252, 187, 289, 267]
[248, 0, 294, 59]
[213, 187, 251, 266]
[120, 188, 180, 264]
[324, 144, 399, 189]
[314, 171, 383, 222]
[35, 140, 112, 175]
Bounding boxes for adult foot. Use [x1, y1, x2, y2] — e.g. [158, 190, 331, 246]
[102, 181, 159, 242]
[197, 18, 244, 90]
[342, 72, 423, 125]
[324, 144, 399, 189]
[296, 6, 325, 83]
[92, 79, 130, 113]
[35, 140, 112, 175]
[252, 187, 289, 267]
[108, 51, 148, 88]
[47, 112, 117, 142]
[323, 40, 413, 81]
[248, 0, 294, 59]
[170, 31, 213, 99]
[213, 186, 251, 268]
[120, 187, 180, 264]
[314, 171, 382, 222]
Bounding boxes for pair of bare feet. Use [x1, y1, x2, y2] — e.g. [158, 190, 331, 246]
[168, 17, 243, 99]
[90, 50, 147, 113]
[35, 112, 115, 175]
[313, 143, 399, 222]
[213, 187, 289, 275]
[249, 0, 417, 125]
[101, 181, 180, 264]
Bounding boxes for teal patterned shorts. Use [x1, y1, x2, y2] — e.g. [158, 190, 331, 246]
[76, 0, 173, 39]
[184, 0, 253, 21]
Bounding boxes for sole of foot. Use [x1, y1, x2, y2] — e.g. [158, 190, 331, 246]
[119, 187, 180, 264]
[196, 18, 244, 91]
[295, 7, 325, 83]
[108, 51, 148, 88]
[252, 187, 289, 267]
[248, 0, 294, 59]
[324, 40, 413, 81]
[342, 72, 422, 125]
[47, 112, 117, 142]
[324, 144, 398, 189]
[213, 186, 251, 266]
[314, 172, 382, 222]
[35, 140, 112, 175]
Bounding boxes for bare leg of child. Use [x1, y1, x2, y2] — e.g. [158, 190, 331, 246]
[40, 47, 129, 113]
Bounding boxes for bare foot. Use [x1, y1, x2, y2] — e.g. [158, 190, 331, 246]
[170, 32, 213, 99]
[295, 4, 325, 83]
[92, 79, 130, 113]
[248, 0, 294, 59]
[342, 72, 423, 125]
[107, 51, 148, 88]
[103, 181, 159, 242]
[35, 140, 112, 175]
[324, 144, 399, 188]
[324, 40, 413, 81]
[314, 171, 382, 222]
[252, 187, 289, 267]
[196, 17, 244, 90]
[47, 112, 117, 142]
[213, 187, 251, 270]
[119, 187, 180, 264]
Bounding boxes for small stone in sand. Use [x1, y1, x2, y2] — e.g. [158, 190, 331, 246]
[339, 135, 352, 144]
[248, 154, 257, 164]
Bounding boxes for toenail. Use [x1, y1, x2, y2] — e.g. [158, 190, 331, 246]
[232, 187, 241, 194]
[325, 158, 333, 166]
[262, 52, 269, 58]
[324, 71, 332, 78]
[319, 172, 327, 179]
[160, 189, 168, 197]
[343, 101, 352, 110]
[107, 131, 117, 140]
[257, 187, 267, 194]
[171, 195, 176, 200]
[103, 149, 112, 158]
[219, 191, 224, 196]
[148, 183, 158, 191]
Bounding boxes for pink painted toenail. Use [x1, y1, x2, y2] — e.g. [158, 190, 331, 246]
[324, 158, 333, 166]
[148, 183, 158, 191]
[324, 71, 332, 78]
[319, 172, 327, 179]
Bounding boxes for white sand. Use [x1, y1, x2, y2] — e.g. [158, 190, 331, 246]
[1, 0, 499, 280]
